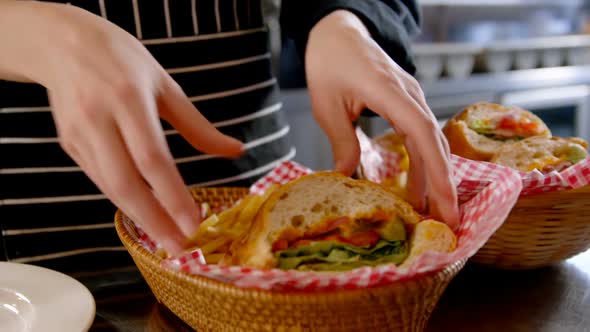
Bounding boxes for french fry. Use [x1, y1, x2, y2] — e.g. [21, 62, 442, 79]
[184, 184, 282, 264]
[217, 227, 248, 240]
[214, 204, 241, 229]
[200, 237, 232, 255]
[222, 195, 255, 228]
[155, 248, 168, 259]
[200, 202, 211, 219]
[188, 214, 220, 245]
[192, 199, 243, 239]
[204, 253, 225, 264]
[231, 184, 279, 229]
[215, 242, 231, 253]
[225, 190, 272, 238]
[229, 196, 261, 229]
[199, 213, 220, 229]
[262, 184, 280, 199]
[219, 253, 233, 266]
[221, 186, 280, 248]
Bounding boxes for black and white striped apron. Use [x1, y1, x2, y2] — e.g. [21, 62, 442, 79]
[0, 0, 293, 275]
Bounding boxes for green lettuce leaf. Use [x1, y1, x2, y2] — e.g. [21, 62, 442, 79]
[468, 119, 494, 133]
[377, 217, 406, 241]
[276, 240, 408, 271]
[566, 144, 588, 164]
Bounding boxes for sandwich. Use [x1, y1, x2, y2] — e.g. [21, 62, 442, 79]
[231, 172, 456, 271]
[491, 136, 589, 173]
[442, 103, 551, 161]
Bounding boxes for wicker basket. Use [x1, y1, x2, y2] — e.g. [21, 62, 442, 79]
[471, 185, 590, 269]
[115, 187, 466, 332]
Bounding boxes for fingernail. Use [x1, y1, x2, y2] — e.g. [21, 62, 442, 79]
[230, 140, 246, 158]
[236, 143, 246, 156]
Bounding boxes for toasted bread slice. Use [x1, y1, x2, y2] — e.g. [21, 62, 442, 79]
[443, 103, 551, 161]
[491, 136, 589, 172]
[401, 219, 457, 268]
[233, 172, 421, 269]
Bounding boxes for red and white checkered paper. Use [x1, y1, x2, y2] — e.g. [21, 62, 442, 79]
[126, 150, 524, 291]
[356, 128, 590, 198]
[357, 128, 405, 182]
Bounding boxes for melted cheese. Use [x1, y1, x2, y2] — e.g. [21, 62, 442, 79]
[526, 156, 565, 172]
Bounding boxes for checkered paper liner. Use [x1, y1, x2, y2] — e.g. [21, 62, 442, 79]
[126, 154, 522, 291]
[356, 128, 590, 197]
[356, 128, 405, 183]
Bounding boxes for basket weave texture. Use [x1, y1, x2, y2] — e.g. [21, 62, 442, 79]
[115, 187, 466, 332]
[472, 185, 590, 269]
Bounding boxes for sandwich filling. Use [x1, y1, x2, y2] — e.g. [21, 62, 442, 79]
[272, 215, 408, 271]
[526, 144, 588, 173]
[468, 112, 544, 141]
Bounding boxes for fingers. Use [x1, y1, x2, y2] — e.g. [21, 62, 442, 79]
[91, 117, 187, 255]
[403, 137, 426, 211]
[402, 82, 457, 226]
[50, 92, 105, 191]
[403, 78, 451, 159]
[52, 91, 188, 255]
[112, 85, 202, 239]
[309, 91, 361, 176]
[367, 84, 459, 228]
[428, 183, 460, 230]
[159, 77, 244, 158]
[440, 132, 451, 158]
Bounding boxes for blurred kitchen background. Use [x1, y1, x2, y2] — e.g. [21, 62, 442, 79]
[264, 0, 590, 170]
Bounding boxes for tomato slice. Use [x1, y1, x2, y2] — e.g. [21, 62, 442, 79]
[272, 239, 289, 252]
[520, 121, 539, 134]
[498, 117, 518, 130]
[497, 116, 539, 136]
[278, 217, 384, 251]
[342, 231, 381, 247]
[291, 239, 312, 248]
[370, 211, 390, 223]
[292, 231, 380, 248]
[302, 217, 350, 238]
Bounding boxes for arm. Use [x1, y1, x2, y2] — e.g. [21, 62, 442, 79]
[280, 0, 420, 75]
[0, 1, 56, 83]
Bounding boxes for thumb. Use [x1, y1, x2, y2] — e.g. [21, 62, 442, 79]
[160, 78, 244, 158]
[311, 97, 360, 176]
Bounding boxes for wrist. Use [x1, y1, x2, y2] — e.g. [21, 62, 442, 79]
[309, 10, 371, 42]
[0, 1, 71, 85]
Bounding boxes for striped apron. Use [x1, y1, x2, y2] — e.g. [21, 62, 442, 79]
[0, 0, 293, 275]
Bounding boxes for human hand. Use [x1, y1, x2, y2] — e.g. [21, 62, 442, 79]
[305, 10, 458, 228]
[31, 3, 243, 254]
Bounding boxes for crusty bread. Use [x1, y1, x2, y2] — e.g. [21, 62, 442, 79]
[443, 120, 505, 161]
[233, 172, 421, 269]
[567, 137, 589, 150]
[491, 136, 589, 172]
[443, 103, 551, 161]
[401, 219, 457, 268]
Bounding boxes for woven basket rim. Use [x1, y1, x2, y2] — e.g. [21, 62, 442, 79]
[115, 209, 466, 298]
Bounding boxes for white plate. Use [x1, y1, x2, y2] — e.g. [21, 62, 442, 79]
[0, 262, 95, 332]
